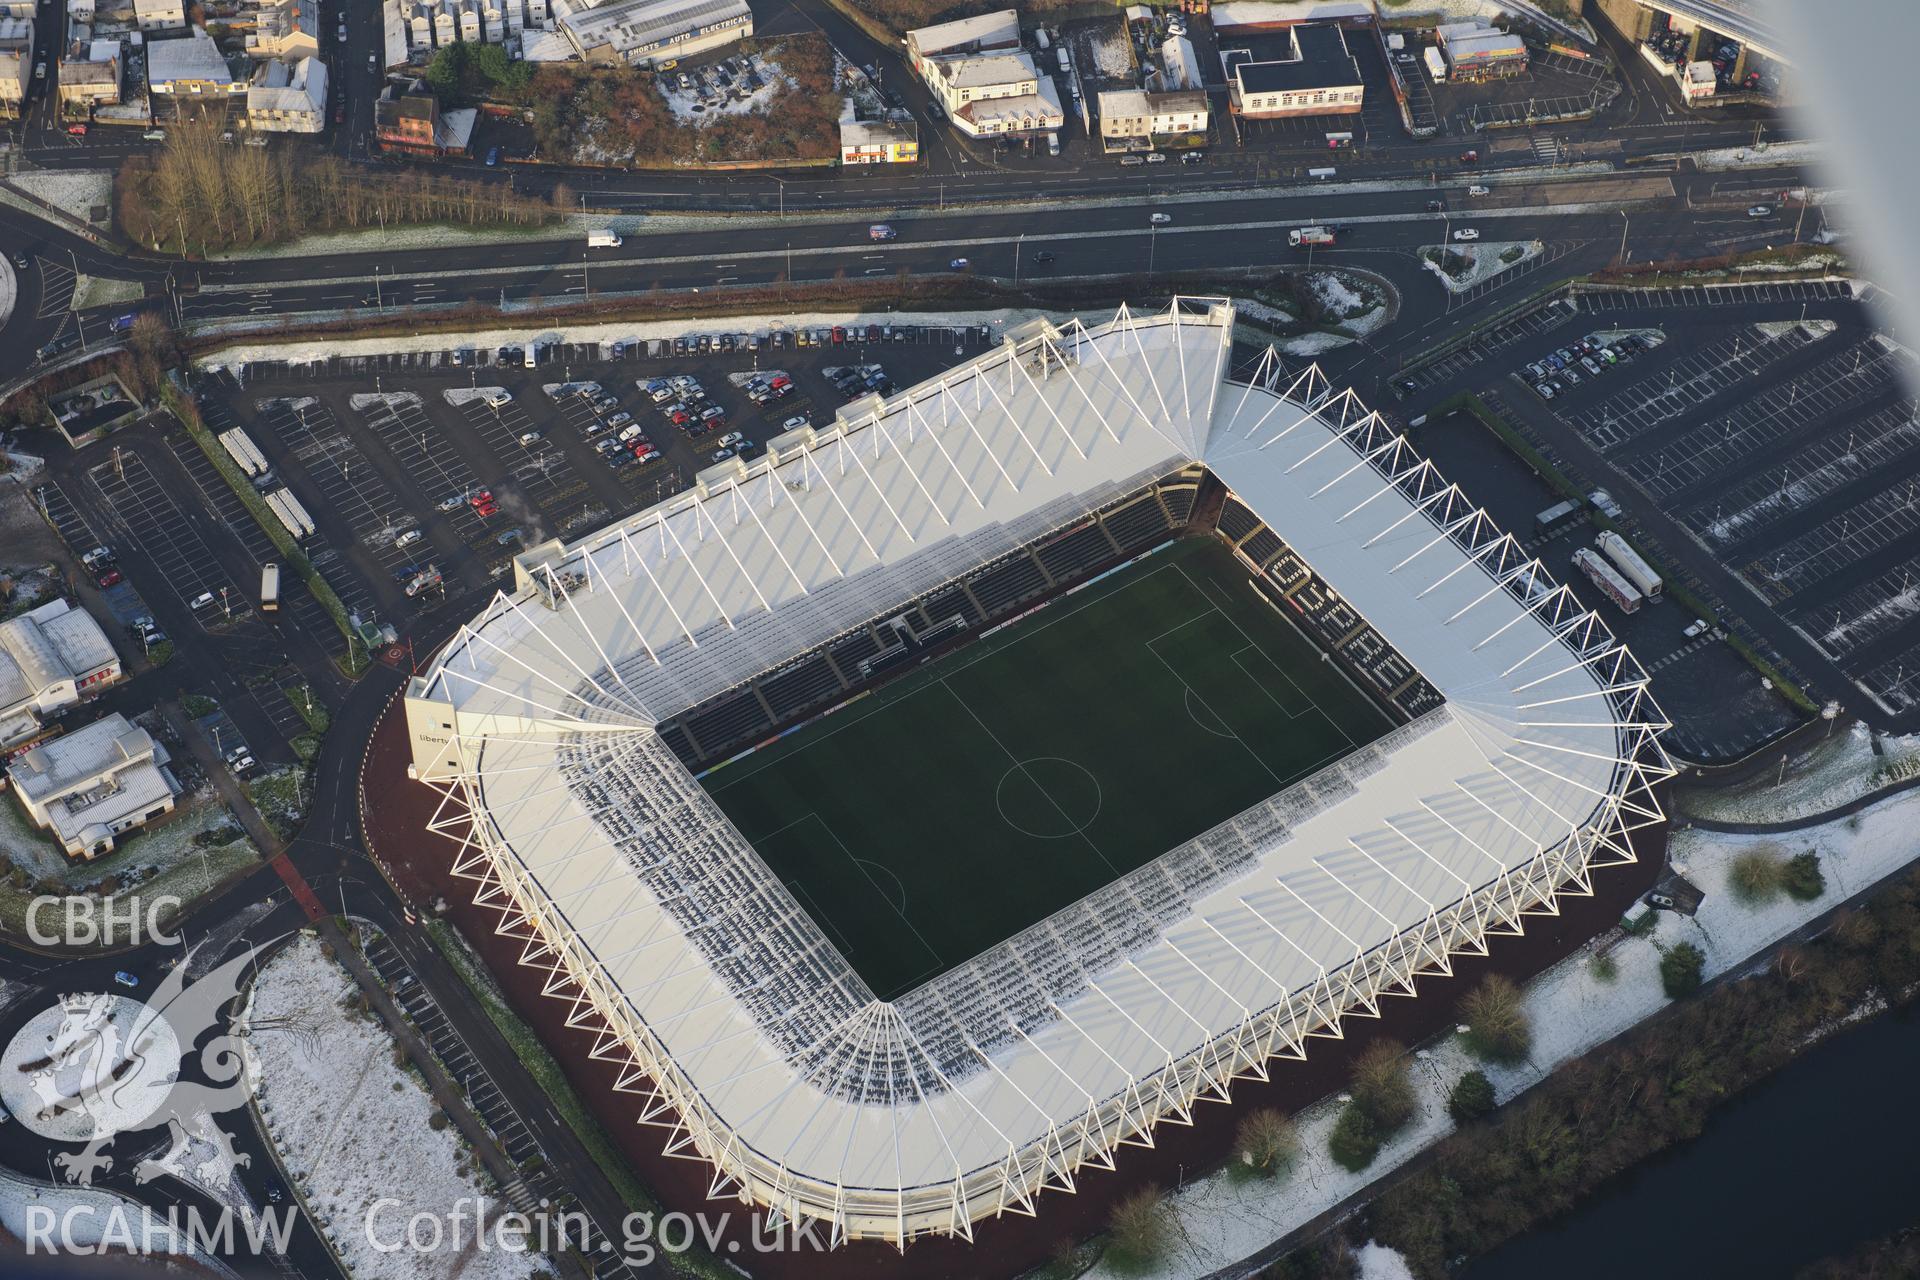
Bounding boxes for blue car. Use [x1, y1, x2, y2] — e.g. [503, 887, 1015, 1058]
[113, 971, 138, 989]
[485, 146, 499, 166]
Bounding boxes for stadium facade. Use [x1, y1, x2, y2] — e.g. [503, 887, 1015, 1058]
[403, 299, 1673, 1246]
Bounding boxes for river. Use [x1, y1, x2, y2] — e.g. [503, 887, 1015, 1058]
[1467, 1001, 1920, 1279]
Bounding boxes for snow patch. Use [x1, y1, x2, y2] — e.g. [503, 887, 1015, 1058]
[1692, 140, 1821, 171]
[1423, 240, 1543, 293]
[1677, 722, 1920, 825]
[1086, 23, 1137, 79]
[1356, 1241, 1419, 1280]
[1276, 330, 1356, 356]
[196, 308, 1064, 372]
[348, 392, 422, 410]
[441, 387, 509, 406]
[6, 169, 115, 217]
[247, 934, 543, 1280]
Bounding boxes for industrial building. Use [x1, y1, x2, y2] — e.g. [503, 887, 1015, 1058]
[8, 713, 179, 860]
[551, 0, 751, 69]
[0, 599, 121, 750]
[1228, 23, 1363, 118]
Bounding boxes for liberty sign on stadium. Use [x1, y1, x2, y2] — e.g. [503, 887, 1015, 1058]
[401, 300, 1671, 1247]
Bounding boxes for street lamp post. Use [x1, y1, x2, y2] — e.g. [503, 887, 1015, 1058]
[1617, 209, 1630, 264]
[1015, 232, 1024, 289]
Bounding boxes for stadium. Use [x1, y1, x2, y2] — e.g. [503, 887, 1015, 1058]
[400, 299, 1673, 1247]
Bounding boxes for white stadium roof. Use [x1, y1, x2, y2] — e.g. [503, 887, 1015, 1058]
[407, 300, 1672, 1245]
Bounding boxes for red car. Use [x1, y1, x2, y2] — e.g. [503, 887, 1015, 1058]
[768, 374, 791, 390]
[831, 326, 845, 345]
[467, 489, 493, 508]
[472, 499, 500, 518]
[95, 568, 121, 588]
[67, 123, 89, 138]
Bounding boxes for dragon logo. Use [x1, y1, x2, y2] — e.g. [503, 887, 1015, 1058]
[1, 940, 290, 1191]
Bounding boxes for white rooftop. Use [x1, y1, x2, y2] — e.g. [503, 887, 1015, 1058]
[146, 31, 232, 83]
[413, 301, 1670, 1244]
[906, 7, 1019, 58]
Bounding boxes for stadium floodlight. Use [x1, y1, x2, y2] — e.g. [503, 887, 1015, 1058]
[403, 300, 1672, 1248]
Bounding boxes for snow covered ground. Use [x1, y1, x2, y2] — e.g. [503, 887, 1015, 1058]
[349, 392, 422, 411]
[440, 388, 507, 407]
[1693, 140, 1821, 171]
[247, 934, 543, 1280]
[0, 1163, 241, 1275]
[1086, 23, 1137, 79]
[660, 59, 790, 125]
[71, 274, 145, 310]
[1081, 794, 1920, 1279]
[197, 307, 1076, 371]
[0, 257, 14, 331]
[1676, 723, 1920, 825]
[5, 169, 114, 219]
[1423, 240, 1543, 293]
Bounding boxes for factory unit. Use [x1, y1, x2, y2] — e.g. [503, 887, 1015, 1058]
[1227, 23, 1363, 118]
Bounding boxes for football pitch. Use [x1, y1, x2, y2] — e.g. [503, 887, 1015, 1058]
[701, 537, 1395, 1000]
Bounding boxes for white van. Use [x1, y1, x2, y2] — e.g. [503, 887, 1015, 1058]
[523, 343, 541, 368]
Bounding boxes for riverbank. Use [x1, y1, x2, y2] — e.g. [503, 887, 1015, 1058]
[1084, 788, 1920, 1280]
[1322, 811, 1920, 1278]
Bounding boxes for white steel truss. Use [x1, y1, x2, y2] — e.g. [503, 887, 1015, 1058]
[408, 302, 1675, 1248]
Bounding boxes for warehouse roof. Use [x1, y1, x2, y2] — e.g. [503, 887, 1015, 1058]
[905, 8, 1019, 59]
[1235, 22, 1359, 93]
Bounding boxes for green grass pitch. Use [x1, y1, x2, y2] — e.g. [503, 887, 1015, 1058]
[701, 537, 1395, 1000]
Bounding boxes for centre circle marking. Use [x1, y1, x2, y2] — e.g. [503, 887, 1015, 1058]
[995, 758, 1103, 839]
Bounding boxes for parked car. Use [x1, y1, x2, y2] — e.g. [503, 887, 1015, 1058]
[1145, 152, 1167, 164]
[517, 430, 543, 446]
[608, 411, 633, 427]
[485, 147, 500, 166]
[711, 447, 736, 463]
[780, 414, 809, 431]
[1120, 154, 1145, 167]
[395, 528, 423, 548]
[113, 971, 139, 989]
[95, 567, 122, 588]
[1180, 151, 1203, 165]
